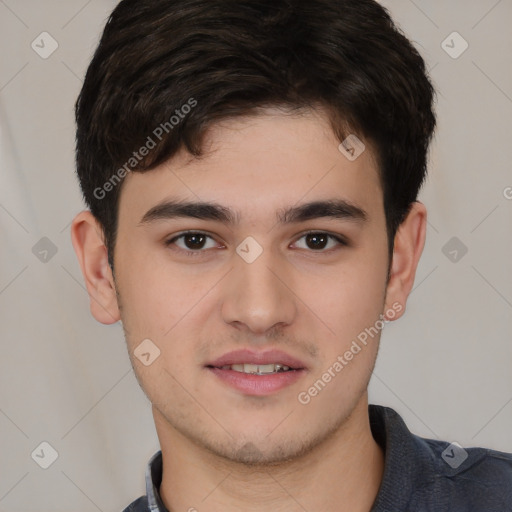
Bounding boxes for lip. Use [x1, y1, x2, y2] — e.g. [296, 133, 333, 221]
[205, 349, 308, 396]
[207, 367, 306, 396]
[206, 349, 308, 370]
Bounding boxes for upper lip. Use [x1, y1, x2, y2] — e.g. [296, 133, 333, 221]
[207, 349, 307, 370]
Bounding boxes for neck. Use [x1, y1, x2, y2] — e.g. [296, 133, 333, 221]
[155, 396, 384, 512]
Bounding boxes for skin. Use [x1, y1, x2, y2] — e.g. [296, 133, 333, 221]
[71, 107, 426, 512]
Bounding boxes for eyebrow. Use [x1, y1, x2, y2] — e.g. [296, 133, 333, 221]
[139, 198, 368, 226]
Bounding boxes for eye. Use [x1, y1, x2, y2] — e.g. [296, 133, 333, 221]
[165, 231, 219, 255]
[164, 230, 348, 257]
[293, 231, 347, 251]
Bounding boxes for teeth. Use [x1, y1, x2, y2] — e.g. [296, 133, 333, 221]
[223, 363, 291, 374]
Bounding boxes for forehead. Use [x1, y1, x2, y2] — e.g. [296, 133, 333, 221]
[118, 108, 383, 224]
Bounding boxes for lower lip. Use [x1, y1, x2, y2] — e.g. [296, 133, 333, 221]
[207, 367, 306, 396]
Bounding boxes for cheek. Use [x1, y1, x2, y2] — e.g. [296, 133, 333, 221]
[116, 253, 219, 370]
[296, 266, 386, 412]
[116, 254, 183, 343]
[308, 256, 387, 340]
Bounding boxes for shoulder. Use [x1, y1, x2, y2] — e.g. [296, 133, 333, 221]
[370, 405, 512, 511]
[411, 437, 512, 510]
[422, 435, 512, 480]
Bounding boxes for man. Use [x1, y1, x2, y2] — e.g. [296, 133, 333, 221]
[70, 0, 512, 510]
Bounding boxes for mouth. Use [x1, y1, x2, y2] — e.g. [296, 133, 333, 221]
[205, 349, 308, 395]
[207, 363, 299, 374]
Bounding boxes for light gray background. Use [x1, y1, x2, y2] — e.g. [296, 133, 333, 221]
[1, 1, 511, 511]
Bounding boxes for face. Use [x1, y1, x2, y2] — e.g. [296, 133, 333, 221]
[112, 108, 393, 464]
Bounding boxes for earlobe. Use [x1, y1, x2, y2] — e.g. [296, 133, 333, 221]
[384, 201, 427, 321]
[70, 210, 121, 325]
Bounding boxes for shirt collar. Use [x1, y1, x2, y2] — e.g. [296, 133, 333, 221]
[144, 450, 168, 512]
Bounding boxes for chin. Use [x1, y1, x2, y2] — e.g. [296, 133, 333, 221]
[203, 431, 318, 468]
[228, 441, 303, 466]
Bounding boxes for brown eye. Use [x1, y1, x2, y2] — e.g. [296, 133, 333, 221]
[294, 232, 347, 251]
[181, 233, 207, 250]
[305, 233, 329, 250]
[165, 232, 217, 252]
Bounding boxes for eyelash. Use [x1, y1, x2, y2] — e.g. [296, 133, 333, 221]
[164, 231, 348, 257]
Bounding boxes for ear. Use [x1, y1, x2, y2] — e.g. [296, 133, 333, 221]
[70, 210, 121, 324]
[383, 201, 427, 321]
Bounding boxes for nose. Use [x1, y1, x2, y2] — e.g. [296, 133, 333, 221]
[221, 245, 297, 336]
